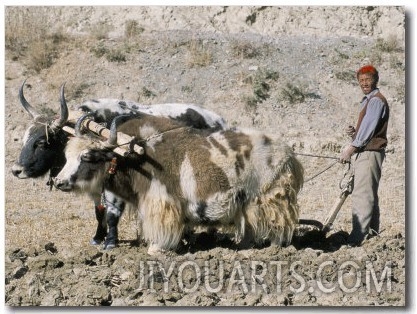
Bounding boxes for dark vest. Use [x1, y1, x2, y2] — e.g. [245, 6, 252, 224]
[353, 91, 389, 151]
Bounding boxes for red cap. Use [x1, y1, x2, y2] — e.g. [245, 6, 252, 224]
[356, 65, 379, 81]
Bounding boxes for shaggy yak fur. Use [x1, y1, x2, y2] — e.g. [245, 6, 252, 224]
[54, 114, 304, 255]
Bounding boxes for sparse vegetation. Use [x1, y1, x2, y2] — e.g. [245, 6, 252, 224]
[70, 83, 91, 100]
[187, 39, 213, 67]
[231, 41, 260, 59]
[38, 104, 57, 117]
[5, 7, 66, 73]
[90, 42, 109, 58]
[366, 36, 404, 68]
[374, 35, 402, 53]
[138, 87, 156, 100]
[352, 35, 404, 69]
[242, 69, 279, 110]
[369, 50, 383, 66]
[352, 49, 368, 60]
[280, 83, 307, 104]
[89, 21, 113, 40]
[335, 70, 356, 84]
[106, 49, 127, 63]
[334, 48, 350, 60]
[5, 7, 49, 55]
[90, 43, 126, 63]
[242, 95, 258, 110]
[181, 85, 193, 93]
[395, 82, 405, 103]
[124, 20, 144, 39]
[25, 40, 58, 73]
[389, 55, 405, 71]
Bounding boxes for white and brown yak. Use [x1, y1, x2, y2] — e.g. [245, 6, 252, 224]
[54, 113, 304, 255]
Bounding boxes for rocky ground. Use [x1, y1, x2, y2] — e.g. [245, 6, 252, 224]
[4, 6, 406, 307]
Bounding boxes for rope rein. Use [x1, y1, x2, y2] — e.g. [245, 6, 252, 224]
[294, 152, 339, 160]
[294, 152, 347, 183]
[304, 160, 339, 183]
[138, 126, 192, 144]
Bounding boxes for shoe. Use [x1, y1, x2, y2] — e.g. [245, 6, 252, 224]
[346, 236, 365, 247]
[346, 241, 361, 248]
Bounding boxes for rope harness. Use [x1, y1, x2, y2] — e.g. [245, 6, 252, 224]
[34, 120, 66, 191]
[96, 157, 119, 211]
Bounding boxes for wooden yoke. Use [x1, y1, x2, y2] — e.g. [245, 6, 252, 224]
[64, 110, 144, 156]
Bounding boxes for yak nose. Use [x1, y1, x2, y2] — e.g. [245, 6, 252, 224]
[12, 164, 26, 178]
[53, 178, 64, 189]
[53, 178, 71, 191]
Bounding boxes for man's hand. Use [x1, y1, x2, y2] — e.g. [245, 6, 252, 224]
[346, 125, 356, 137]
[339, 145, 357, 164]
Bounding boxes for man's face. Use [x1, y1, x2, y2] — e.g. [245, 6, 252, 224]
[358, 73, 377, 95]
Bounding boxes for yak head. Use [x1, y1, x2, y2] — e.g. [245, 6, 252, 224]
[53, 114, 130, 194]
[12, 81, 69, 179]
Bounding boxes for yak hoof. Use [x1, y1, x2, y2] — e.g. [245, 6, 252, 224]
[90, 238, 103, 246]
[103, 240, 117, 250]
[147, 244, 166, 256]
[103, 243, 116, 250]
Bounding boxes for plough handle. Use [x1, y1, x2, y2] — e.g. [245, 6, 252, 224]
[322, 191, 349, 233]
[321, 172, 354, 233]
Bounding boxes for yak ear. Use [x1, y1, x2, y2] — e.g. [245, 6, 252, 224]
[103, 150, 117, 161]
[80, 150, 116, 162]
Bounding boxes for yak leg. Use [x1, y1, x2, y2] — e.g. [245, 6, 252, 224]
[103, 191, 126, 250]
[91, 195, 107, 245]
[237, 226, 255, 249]
[147, 243, 167, 256]
[142, 200, 184, 254]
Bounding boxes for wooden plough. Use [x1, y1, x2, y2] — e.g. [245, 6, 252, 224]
[298, 165, 354, 235]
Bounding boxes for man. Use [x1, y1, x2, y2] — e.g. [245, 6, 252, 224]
[339, 65, 390, 246]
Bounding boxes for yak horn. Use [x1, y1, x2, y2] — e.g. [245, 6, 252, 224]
[108, 116, 120, 147]
[18, 79, 40, 119]
[107, 115, 132, 147]
[75, 112, 95, 137]
[50, 82, 69, 130]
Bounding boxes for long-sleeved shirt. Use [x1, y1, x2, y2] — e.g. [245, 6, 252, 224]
[352, 88, 389, 149]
